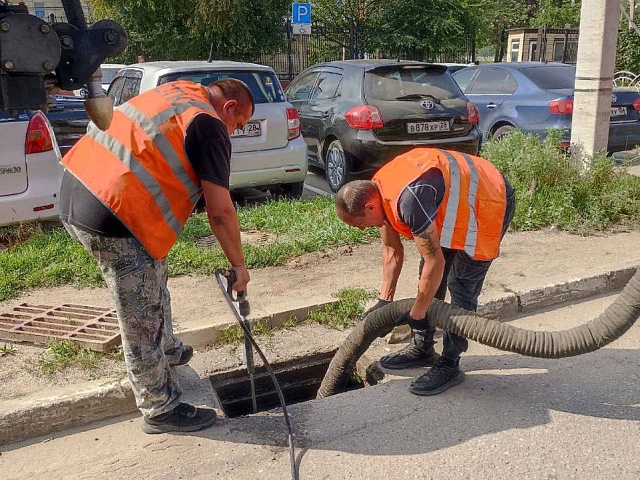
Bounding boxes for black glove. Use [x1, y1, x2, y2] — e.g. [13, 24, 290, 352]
[395, 311, 429, 330]
[361, 298, 392, 320]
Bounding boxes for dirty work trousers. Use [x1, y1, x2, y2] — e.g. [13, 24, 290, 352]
[63, 221, 185, 418]
[417, 185, 516, 363]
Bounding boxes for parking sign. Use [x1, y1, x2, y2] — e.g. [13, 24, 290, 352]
[292, 3, 312, 24]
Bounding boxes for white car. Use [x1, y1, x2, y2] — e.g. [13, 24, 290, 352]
[100, 63, 127, 92]
[107, 61, 308, 198]
[0, 109, 63, 226]
[72, 63, 127, 98]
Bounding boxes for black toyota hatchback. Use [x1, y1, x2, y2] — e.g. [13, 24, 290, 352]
[285, 59, 481, 191]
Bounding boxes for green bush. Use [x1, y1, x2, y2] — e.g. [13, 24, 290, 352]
[482, 130, 640, 233]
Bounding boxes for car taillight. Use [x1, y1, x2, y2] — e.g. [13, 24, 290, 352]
[549, 99, 574, 115]
[25, 111, 54, 154]
[286, 108, 301, 140]
[633, 98, 640, 111]
[345, 105, 384, 130]
[466, 102, 479, 125]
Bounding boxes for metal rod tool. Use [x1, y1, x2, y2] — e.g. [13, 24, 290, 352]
[215, 269, 257, 413]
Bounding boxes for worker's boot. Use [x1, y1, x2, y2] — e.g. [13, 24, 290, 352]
[379, 329, 439, 370]
[142, 402, 217, 434]
[165, 344, 193, 367]
[408, 356, 464, 396]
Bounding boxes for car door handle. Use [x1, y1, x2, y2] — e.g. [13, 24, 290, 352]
[487, 103, 497, 110]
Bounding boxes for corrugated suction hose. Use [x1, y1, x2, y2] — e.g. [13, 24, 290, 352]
[317, 269, 640, 399]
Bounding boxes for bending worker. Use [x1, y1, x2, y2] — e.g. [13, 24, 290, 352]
[336, 148, 515, 396]
[59, 79, 254, 433]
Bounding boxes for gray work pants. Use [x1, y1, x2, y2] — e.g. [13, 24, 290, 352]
[63, 222, 184, 418]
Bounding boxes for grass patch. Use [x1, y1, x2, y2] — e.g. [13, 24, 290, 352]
[0, 196, 378, 301]
[308, 288, 376, 330]
[211, 288, 374, 347]
[0, 343, 17, 357]
[2, 139, 639, 302]
[35, 340, 104, 375]
[214, 319, 274, 346]
[482, 130, 640, 233]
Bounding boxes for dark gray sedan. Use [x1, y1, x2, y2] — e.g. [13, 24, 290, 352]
[286, 60, 481, 192]
[452, 62, 640, 153]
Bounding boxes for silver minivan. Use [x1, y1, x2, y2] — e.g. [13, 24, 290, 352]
[107, 61, 308, 199]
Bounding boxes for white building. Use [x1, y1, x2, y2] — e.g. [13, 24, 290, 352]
[19, 1, 94, 24]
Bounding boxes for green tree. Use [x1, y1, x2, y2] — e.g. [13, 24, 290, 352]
[473, 0, 537, 61]
[531, 0, 581, 28]
[616, 26, 640, 74]
[311, 0, 477, 60]
[90, 0, 289, 62]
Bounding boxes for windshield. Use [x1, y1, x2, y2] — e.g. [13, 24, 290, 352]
[364, 66, 462, 101]
[101, 68, 122, 84]
[521, 65, 576, 90]
[159, 70, 286, 104]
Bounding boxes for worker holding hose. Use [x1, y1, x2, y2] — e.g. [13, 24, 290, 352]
[335, 148, 515, 396]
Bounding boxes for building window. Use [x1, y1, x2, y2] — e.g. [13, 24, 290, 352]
[510, 39, 520, 63]
[553, 41, 565, 62]
[553, 40, 578, 63]
[34, 2, 46, 19]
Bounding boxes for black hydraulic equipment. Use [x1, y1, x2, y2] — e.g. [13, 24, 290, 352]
[0, 0, 126, 129]
[214, 269, 299, 480]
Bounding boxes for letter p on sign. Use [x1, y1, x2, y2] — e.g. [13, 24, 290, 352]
[292, 3, 312, 24]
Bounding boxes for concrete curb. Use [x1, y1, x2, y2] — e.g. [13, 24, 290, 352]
[1, 265, 636, 447]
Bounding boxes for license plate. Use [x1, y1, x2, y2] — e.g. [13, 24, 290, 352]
[407, 120, 450, 134]
[231, 122, 261, 138]
[611, 106, 627, 117]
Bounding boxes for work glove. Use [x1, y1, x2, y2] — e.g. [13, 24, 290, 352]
[360, 298, 392, 320]
[395, 311, 429, 331]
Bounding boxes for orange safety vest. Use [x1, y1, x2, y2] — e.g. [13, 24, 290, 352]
[372, 148, 507, 261]
[62, 81, 221, 259]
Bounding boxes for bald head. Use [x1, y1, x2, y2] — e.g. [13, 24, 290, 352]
[335, 180, 380, 216]
[207, 78, 255, 115]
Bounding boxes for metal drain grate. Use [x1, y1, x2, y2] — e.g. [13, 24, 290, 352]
[0, 304, 120, 352]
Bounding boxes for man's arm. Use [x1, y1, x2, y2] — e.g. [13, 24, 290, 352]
[410, 222, 445, 322]
[201, 180, 249, 291]
[379, 222, 404, 301]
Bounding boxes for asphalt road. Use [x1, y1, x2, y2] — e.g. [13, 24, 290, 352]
[2, 292, 638, 479]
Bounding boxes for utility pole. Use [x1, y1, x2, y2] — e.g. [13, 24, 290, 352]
[570, 0, 621, 170]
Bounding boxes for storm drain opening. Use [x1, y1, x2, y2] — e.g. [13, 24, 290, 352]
[209, 351, 364, 418]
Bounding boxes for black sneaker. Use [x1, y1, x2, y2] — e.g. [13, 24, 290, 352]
[408, 358, 465, 396]
[142, 403, 217, 434]
[166, 345, 193, 367]
[379, 345, 440, 370]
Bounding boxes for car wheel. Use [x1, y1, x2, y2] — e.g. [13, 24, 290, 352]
[492, 125, 515, 141]
[271, 181, 305, 201]
[325, 139, 354, 193]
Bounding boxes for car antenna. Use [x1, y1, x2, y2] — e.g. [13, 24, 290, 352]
[207, 42, 214, 63]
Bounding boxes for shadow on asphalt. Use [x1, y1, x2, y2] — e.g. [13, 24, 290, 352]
[4, 347, 637, 457]
[177, 346, 639, 455]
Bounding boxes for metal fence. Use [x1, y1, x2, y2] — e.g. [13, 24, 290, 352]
[254, 20, 475, 82]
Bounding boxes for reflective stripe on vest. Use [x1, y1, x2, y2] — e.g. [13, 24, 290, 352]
[372, 148, 507, 261]
[62, 81, 221, 259]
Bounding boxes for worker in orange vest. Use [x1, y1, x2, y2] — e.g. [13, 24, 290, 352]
[60, 79, 254, 432]
[336, 148, 516, 396]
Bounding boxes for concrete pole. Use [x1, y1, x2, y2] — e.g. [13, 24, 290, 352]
[570, 0, 621, 170]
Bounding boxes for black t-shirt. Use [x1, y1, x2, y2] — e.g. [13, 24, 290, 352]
[397, 168, 446, 236]
[59, 114, 230, 237]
